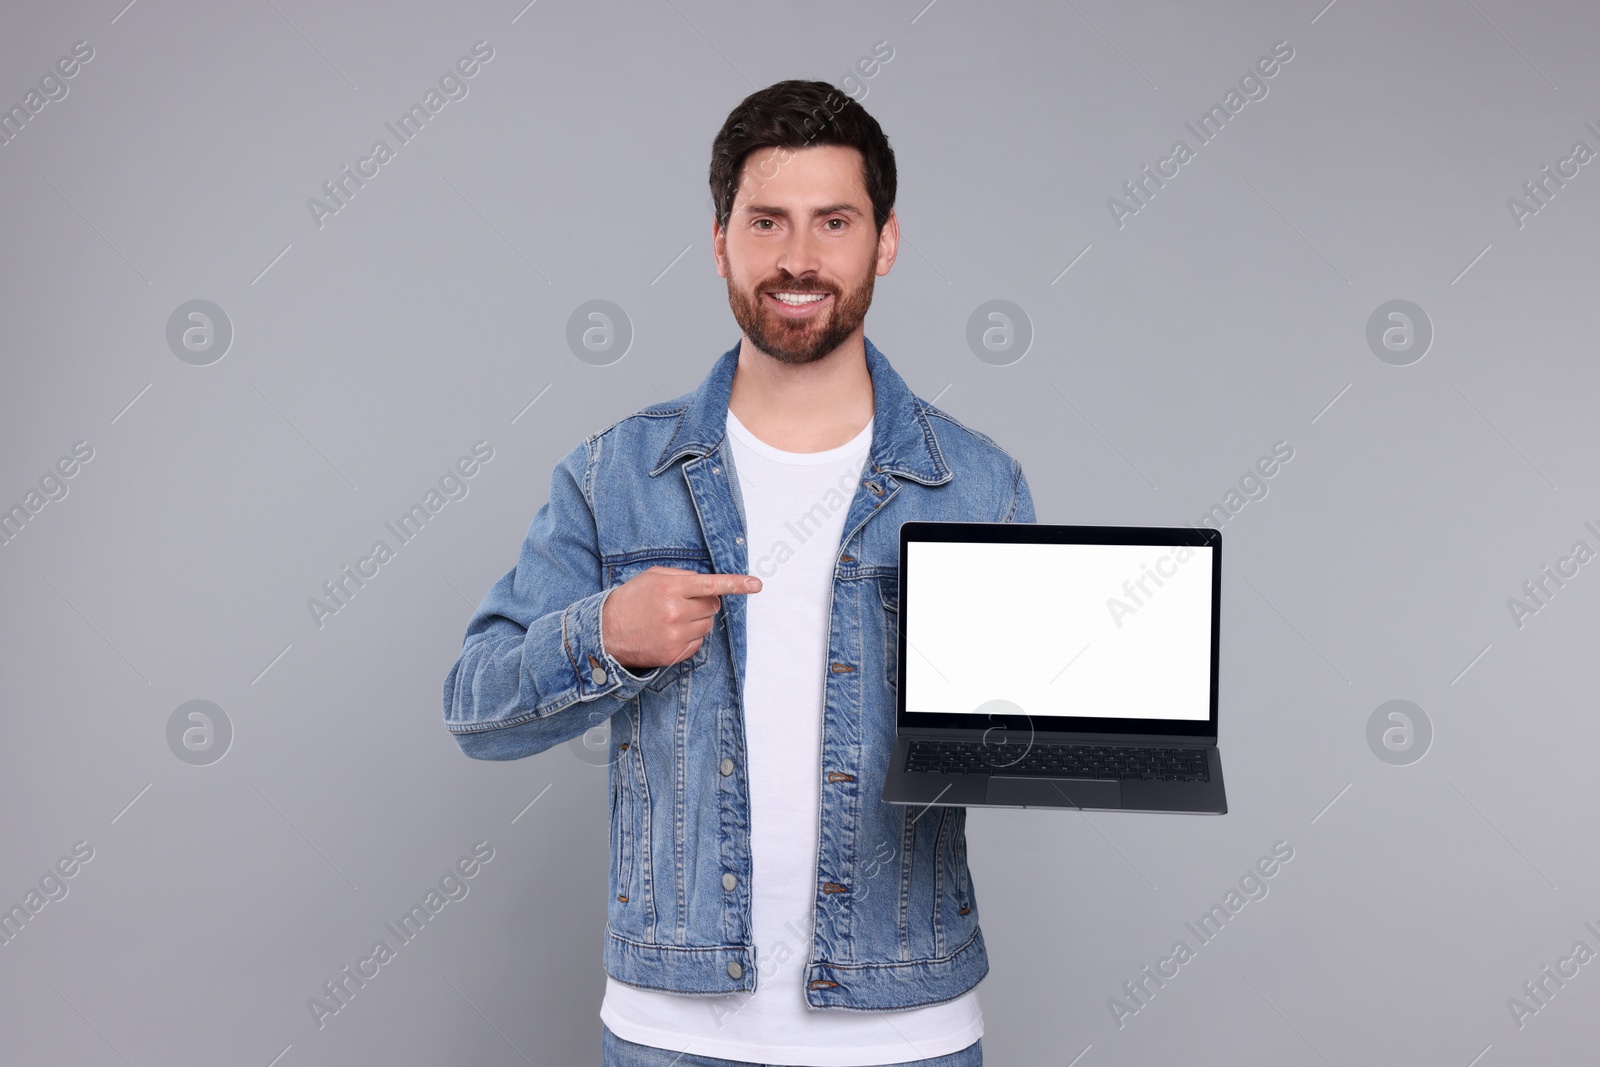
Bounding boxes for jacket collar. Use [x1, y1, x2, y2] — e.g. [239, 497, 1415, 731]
[650, 335, 952, 486]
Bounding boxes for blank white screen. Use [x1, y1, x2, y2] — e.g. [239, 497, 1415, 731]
[903, 540, 1214, 721]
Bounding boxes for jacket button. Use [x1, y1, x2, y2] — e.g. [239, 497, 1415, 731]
[720, 757, 734, 776]
[722, 872, 737, 890]
[727, 960, 742, 979]
[590, 667, 607, 685]
[712, 466, 721, 474]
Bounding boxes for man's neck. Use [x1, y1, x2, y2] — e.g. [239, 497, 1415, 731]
[727, 335, 874, 453]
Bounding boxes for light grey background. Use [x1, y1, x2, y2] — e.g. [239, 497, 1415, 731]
[2, 1, 1596, 1064]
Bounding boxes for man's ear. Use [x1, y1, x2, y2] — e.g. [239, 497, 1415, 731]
[712, 217, 729, 278]
[874, 209, 899, 277]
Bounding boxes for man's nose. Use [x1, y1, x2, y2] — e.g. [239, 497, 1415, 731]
[775, 226, 823, 280]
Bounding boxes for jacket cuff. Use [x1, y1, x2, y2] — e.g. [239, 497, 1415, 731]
[561, 585, 663, 699]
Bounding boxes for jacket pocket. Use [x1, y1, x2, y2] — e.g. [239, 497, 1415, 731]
[952, 807, 973, 913]
[878, 574, 899, 697]
[608, 765, 621, 901]
[613, 750, 634, 905]
[937, 806, 975, 932]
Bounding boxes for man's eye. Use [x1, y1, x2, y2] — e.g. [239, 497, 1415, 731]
[754, 219, 775, 230]
[826, 219, 844, 230]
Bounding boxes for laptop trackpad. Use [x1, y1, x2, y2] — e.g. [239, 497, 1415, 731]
[987, 776, 1121, 809]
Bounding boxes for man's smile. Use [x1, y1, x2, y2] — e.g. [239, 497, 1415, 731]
[765, 290, 833, 317]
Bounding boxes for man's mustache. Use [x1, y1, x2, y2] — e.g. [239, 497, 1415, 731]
[760, 280, 835, 295]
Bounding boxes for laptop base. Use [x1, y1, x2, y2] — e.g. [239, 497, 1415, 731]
[880, 735, 1227, 814]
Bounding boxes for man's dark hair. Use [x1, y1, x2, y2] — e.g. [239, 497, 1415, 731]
[709, 79, 896, 235]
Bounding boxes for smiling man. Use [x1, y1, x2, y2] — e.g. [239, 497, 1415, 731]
[443, 80, 1035, 1067]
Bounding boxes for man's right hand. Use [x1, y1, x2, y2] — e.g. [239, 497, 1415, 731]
[601, 566, 761, 671]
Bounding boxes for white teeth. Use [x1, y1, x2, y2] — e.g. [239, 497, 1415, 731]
[773, 292, 826, 305]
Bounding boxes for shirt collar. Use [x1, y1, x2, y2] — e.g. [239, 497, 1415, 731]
[650, 335, 952, 486]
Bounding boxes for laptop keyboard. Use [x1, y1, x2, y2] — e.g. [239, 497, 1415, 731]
[905, 739, 1210, 782]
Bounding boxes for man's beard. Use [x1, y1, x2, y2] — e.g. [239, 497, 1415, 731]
[726, 262, 875, 366]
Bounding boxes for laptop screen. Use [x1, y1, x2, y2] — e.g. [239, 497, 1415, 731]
[900, 532, 1218, 732]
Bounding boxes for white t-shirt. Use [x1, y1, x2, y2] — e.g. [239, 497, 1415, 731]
[599, 407, 983, 1065]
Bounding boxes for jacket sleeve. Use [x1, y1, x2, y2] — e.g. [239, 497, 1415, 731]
[1003, 459, 1036, 524]
[442, 437, 664, 760]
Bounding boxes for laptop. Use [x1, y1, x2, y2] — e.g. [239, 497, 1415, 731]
[880, 521, 1227, 814]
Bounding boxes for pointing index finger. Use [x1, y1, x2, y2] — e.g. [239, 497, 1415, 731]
[700, 573, 760, 595]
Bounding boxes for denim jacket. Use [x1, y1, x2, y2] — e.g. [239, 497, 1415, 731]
[442, 336, 1036, 1011]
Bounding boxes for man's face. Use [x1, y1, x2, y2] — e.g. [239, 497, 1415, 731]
[713, 144, 897, 366]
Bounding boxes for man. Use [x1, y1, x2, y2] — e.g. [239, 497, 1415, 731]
[442, 80, 1035, 1066]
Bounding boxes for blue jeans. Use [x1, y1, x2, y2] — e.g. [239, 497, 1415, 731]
[602, 1022, 982, 1067]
